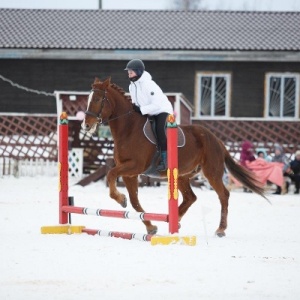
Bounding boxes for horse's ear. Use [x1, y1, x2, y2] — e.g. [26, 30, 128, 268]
[102, 77, 111, 89]
[94, 77, 101, 84]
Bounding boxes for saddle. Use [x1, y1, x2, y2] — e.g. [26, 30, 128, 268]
[143, 118, 185, 147]
[142, 118, 185, 177]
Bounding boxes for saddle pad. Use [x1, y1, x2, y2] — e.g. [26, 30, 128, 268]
[143, 119, 186, 147]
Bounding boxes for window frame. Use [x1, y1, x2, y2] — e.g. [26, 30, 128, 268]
[265, 73, 300, 119]
[195, 72, 231, 118]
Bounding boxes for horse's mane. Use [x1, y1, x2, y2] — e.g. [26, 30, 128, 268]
[110, 83, 132, 103]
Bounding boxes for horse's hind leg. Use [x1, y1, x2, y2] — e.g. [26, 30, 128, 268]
[178, 175, 197, 222]
[203, 168, 229, 237]
[122, 176, 158, 235]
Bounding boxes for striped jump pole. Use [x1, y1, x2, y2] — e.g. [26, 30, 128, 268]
[82, 228, 154, 242]
[61, 206, 168, 222]
[41, 112, 196, 246]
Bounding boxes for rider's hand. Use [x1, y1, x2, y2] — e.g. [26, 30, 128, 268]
[132, 104, 142, 114]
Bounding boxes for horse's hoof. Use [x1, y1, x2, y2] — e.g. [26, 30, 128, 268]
[120, 197, 127, 208]
[216, 231, 226, 238]
[147, 226, 158, 235]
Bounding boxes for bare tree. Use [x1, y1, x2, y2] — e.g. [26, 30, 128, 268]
[172, 0, 204, 11]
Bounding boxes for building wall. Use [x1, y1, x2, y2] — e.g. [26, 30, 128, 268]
[0, 59, 299, 116]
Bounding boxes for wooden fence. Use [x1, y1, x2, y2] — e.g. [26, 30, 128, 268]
[193, 118, 300, 160]
[0, 113, 114, 176]
[1, 114, 299, 176]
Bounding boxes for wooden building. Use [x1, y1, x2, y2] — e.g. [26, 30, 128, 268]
[0, 9, 299, 169]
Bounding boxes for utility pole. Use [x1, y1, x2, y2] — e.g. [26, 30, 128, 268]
[99, 0, 102, 10]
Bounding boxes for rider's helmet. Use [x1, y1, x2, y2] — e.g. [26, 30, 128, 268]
[124, 59, 145, 77]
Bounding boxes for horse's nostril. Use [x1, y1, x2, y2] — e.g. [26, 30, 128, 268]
[85, 124, 90, 130]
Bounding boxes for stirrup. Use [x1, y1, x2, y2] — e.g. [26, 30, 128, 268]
[156, 150, 167, 172]
[156, 160, 167, 172]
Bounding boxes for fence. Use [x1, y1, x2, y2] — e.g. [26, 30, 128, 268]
[0, 113, 58, 176]
[0, 157, 57, 177]
[193, 118, 300, 160]
[0, 113, 113, 176]
[1, 113, 299, 177]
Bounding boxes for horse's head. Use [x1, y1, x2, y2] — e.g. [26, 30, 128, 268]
[82, 77, 112, 134]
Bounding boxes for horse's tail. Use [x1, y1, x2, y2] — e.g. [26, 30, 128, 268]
[224, 150, 267, 199]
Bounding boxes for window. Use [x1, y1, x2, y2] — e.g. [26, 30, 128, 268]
[266, 73, 299, 118]
[196, 73, 230, 117]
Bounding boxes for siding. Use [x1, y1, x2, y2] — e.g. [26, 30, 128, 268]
[0, 59, 299, 116]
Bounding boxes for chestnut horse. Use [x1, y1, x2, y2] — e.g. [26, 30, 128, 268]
[82, 77, 266, 237]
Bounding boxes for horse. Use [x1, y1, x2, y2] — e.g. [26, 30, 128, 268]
[82, 77, 266, 237]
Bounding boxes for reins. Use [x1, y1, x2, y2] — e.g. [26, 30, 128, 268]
[100, 110, 134, 125]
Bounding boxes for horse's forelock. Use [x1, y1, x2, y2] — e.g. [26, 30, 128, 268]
[92, 82, 103, 90]
[93, 77, 102, 84]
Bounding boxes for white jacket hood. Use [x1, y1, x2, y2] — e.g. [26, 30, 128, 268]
[136, 71, 152, 82]
[129, 71, 173, 116]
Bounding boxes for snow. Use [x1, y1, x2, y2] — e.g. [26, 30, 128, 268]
[1, 176, 300, 300]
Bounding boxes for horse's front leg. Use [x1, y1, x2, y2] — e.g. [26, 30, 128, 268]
[122, 176, 158, 235]
[106, 165, 128, 208]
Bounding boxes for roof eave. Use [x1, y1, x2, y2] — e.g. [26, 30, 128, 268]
[0, 48, 300, 62]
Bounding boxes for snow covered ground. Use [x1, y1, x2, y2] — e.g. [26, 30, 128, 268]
[1, 176, 299, 300]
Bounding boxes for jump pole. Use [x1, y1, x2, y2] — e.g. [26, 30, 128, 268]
[41, 112, 196, 246]
[150, 114, 196, 245]
[58, 111, 69, 224]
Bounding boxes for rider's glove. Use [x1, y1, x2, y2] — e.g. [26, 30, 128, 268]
[132, 104, 142, 114]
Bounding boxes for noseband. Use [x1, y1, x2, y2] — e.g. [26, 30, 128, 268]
[85, 88, 109, 124]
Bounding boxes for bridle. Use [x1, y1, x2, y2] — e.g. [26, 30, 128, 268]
[85, 88, 109, 124]
[84, 88, 135, 126]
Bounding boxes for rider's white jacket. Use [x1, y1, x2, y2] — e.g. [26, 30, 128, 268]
[129, 71, 173, 116]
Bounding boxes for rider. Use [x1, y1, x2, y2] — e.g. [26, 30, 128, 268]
[124, 59, 173, 172]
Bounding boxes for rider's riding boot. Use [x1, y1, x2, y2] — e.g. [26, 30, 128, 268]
[156, 151, 167, 172]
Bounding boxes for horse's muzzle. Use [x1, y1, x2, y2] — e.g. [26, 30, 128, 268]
[81, 121, 97, 134]
[83, 123, 90, 131]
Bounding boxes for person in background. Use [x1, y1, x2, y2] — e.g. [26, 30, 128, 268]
[240, 141, 256, 167]
[124, 59, 173, 172]
[271, 144, 292, 194]
[289, 150, 300, 194]
[257, 151, 266, 159]
[256, 148, 272, 162]
[240, 140, 256, 192]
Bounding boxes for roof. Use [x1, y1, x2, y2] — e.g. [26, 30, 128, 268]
[1, 9, 300, 51]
